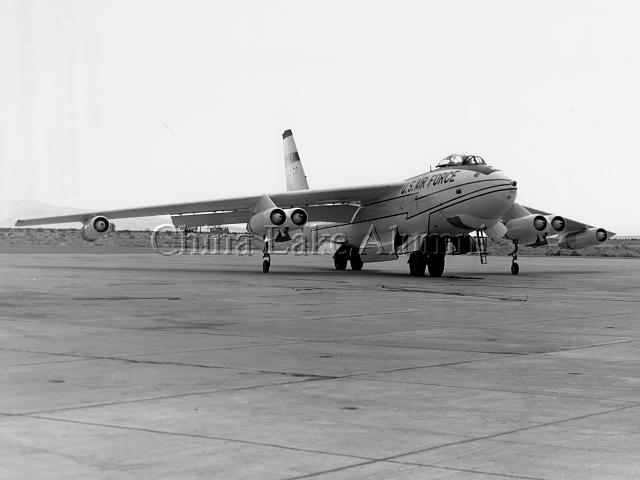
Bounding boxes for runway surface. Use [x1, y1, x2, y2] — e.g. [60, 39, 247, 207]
[1, 251, 639, 479]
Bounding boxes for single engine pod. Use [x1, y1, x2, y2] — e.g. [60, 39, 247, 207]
[81, 216, 111, 242]
[559, 228, 608, 249]
[505, 214, 548, 245]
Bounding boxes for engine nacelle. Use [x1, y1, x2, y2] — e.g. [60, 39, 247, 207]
[247, 207, 308, 236]
[247, 208, 286, 235]
[281, 208, 308, 230]
[544, 215, 566, 233]
[558, 228, 608, 250]
[504, 214, 548, 246]
[81, 216, 111, 242]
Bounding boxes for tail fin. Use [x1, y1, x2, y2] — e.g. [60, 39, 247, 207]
[282, 129, 309, 191]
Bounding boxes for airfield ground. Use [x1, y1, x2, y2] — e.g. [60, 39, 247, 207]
[0, 251, 639, 479]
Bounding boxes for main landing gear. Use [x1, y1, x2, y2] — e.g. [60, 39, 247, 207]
[333, 246, 363, 271]
[408, 236, 446, 277]
[509, 242, 519, 275]
[408, 252, 445, 277]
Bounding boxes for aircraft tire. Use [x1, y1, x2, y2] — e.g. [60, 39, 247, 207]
[511, 262, 519, 275]
[349, 249, 364, 271]
[262, 259, 270, 273]
[408, 252, 427, 277]
[427, 253, 445, 278]
[334, 255, 348, 270]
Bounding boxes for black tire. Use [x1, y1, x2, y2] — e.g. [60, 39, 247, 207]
[427, 253, 445, 277]
[408, 253, 427, 277]
[511, 262, 519, 275]
[334, 254, 348, 270]
[262, 259, 270, 273]
[349, 249, 364, 271]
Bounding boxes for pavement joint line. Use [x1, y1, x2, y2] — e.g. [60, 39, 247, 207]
[541, 338, 640, 353]
[490, 310, 640, 328]
[5, 375, 341, 417]
[386, 461, 550, 480]
[137, 329, 305, 341]
[4, 343, 506, 380]
[121, 340, 310, 359]
[321, 339, 529, 355]
[1, 358, 93, 368]
[357, 377, 639, 404]
[283, 402, 640, 479]
[0, 347, 262, 371]
[5, 412, 541, 480]
[14, 414, 380, 463]
[285, 458, 547, 480]
[1, 357, 539, 417]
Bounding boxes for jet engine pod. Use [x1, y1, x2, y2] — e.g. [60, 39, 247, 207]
[545, 215, 566, 233]
[504, 214, 548, 246]
[247, 208, 287, 235]
[558, 228, 608, 250]
[282, 208, 308, 229]
[81, 216, 111, 242]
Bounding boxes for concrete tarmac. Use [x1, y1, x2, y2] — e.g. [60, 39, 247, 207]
[1, 251, 639, 479]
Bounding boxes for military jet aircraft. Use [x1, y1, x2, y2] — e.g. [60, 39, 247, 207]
[15, 129, 613, 276]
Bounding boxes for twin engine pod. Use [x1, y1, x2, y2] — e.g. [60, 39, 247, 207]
[505, 213, 566, 246]
[81, 216, 111, 242]
[247, 207, 308, 236]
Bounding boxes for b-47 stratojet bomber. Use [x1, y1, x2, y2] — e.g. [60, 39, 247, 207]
[16, 130, 614, 276]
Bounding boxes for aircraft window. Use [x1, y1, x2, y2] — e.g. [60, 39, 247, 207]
[436, 154, 486, 168]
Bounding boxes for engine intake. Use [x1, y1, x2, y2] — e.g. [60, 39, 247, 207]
[546, 215, 566, 233]
[81, 216, 111, 242]
[283, 208, 308, 228]
[247, 207, 308, 236]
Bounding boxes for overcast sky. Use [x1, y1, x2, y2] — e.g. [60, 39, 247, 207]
[1, 0, 638, 233]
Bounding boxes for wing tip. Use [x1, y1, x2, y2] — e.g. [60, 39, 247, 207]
[282, 129, 293, 139]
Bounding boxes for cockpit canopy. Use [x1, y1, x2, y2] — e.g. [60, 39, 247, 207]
[437, 154, 486, 168]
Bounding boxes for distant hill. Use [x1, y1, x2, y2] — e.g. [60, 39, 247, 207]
[1, 199, 171, 231]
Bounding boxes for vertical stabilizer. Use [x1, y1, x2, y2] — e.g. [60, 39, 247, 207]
[283, 129, 309, 191]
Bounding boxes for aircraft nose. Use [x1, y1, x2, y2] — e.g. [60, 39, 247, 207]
[492, 170, 518, 210]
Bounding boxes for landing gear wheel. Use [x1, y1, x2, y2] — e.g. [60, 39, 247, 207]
[508, 242, 519, 276]
[408, 252, 427, 277]
[262, 237, 271, 273]
[349, 249, 363, 271]
[427, 253, 445, 278]
[334, 249, 348, 270]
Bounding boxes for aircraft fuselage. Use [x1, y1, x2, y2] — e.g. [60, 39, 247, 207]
[309, 164, 517, 252]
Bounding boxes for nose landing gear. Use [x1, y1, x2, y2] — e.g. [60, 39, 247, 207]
[509, 242, 519, 275]
[262, 238, 271, 273]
